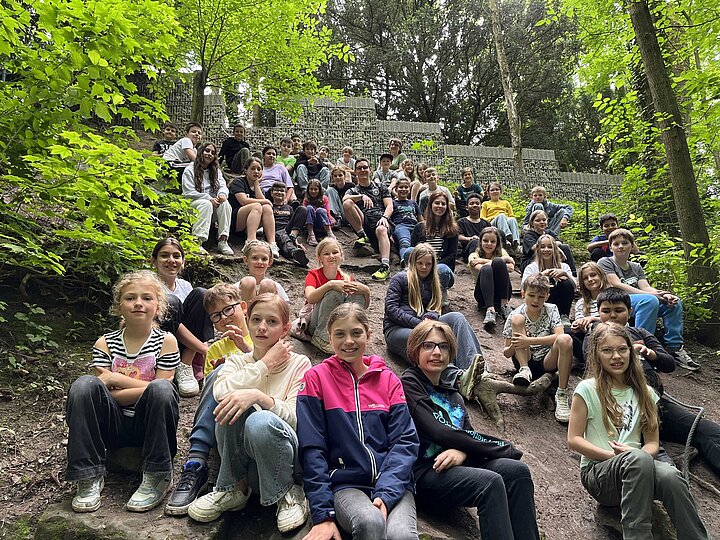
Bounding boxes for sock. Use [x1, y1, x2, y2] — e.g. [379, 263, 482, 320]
[556, 388, 567, 396]
[381, 258, 390, 268]
[187, 453, 207, 467]
[356, 229, 366, 237]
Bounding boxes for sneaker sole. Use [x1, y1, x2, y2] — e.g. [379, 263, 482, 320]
[164, 482, 209, 516]
[188, 498, 249, 523]
[555, 414, 570, 424]
[72, 499, 102, 513]
[677, 362, 701, 371]
[178, 387, 200, 398]
[512, 376, 531, 387]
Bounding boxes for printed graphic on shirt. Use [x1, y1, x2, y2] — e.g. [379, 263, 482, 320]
[112, 353, 156, 382]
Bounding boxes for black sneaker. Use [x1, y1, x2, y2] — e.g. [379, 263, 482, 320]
[292, 248, 309, 267]
[165, 461, 208, 516]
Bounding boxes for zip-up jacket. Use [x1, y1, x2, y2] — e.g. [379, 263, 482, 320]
[401, 366, 523, 480]
[297, 354, 419, 525]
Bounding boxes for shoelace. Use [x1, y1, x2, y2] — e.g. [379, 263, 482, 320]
[176, 466, 201, 491]
[78, 478, 99, 494]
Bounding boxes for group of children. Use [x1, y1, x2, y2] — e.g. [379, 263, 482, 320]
[64, 124, 710, 537]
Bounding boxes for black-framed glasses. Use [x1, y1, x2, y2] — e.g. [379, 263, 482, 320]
[356, 165, 369, 170]
[420, 341, 450, 352]
[209, 302, 241, 323]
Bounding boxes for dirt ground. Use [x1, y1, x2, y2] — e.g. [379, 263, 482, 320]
[1, 227, 719, 539]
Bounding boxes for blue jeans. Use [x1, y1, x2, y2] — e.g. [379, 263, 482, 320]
[334, 488, 417, 540]
[326, 187, 344, 220]
[296, 165, 330, 191]
[491, 214, 521, 243]
[215, 409, 301, 506]
[415, 459, 539, 540]
[188, 366, 222, 457]
[630, 294, 684, 350]
[393, 224, 414, 261]
[385, 312, 480, 369]
[306, 205, 332, 230]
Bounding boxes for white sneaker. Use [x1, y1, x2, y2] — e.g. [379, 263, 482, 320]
[72, 476, 104, 513]
[127, 472, 172, 512]
[500, 304, 514, 320]
[188, 487, 252, 523]
[217, 239, 234, 256]
[270, 243, 280, 259]
[483, 309, 496, 326]
[672, 348, 700, 371]
[555, 388, 571, 423]
[175, 362, 199, 397]
[512, 366, 533, 387]
[276, 485, 309, 532]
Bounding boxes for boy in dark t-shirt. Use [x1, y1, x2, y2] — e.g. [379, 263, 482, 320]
[218, 125, 251, 172]
[457, 193, 492, 261]
[389, 177, 423, 263]
[152, 123, 177, 156]
[454, 167, 484, 218]
[269, 182, 309, 267]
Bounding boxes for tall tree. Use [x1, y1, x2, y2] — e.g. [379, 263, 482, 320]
[178, 0, 350, 123]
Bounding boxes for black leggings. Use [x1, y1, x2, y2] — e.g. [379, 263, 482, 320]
[548, 278, 574, 317]
[474, 258, 511, 309]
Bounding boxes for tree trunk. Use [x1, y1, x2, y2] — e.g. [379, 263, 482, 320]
[628, 0, 720, 345]
[488, 0, 525, 184]
[190, 69, 207, 124]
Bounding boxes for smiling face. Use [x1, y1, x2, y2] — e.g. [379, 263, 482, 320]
[537, 237, 555, 262]
[307, 183, 320, 198]
[415, 253, 434, 279]
[488, 184, 501, 201]
[355, 160, 370, 184]
[201, 144, 217, 167]
[233, 126, 245, 140]
[531, 212, 548, 232]
[425, 169, 438, 186]
[461, 170, 473, 185]
[319, 146, 329, 160]
[280, 140, 293, 157]
[163, 126, 176, 141]
[329, 315, 369, 365]
[396, 181, 411, 200]
[152, 244, 184, 286]
[187, 126, 202, 144]
[247, 302, 288, 357]
[119, 280, 159, 326]
[379, 157, 391, 171]
[598, 302, 630, 325]
[467, 197, 482, 217]
[480, 231, 498, 257]
[244, 247, 272, 279]
[403, 160, 414, 174]
[581, 268, 604, 295]
[270, 185, 286, 205]
[245, 160, 262, 183]
[596, 334, 631, 384]
[331, 169, 346, 188]
[318, 242, 343, 269]
[208, 299, 246, 333]
[601, 219, 618, 236]
[292, 137, 302, 153]
[431, 195, 448, 217]
[417, 328, 451, 381]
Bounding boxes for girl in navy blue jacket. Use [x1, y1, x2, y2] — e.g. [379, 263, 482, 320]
[297, 304, 419, 540]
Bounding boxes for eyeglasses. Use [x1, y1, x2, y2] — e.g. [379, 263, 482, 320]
[209, 302, 241, 323]
[356, 165, 369, 170]
[599, 346, 630, 356]
[420, 341, 450, 352]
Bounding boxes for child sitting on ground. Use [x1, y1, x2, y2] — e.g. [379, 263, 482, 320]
[598, 228, 698, 370]
[325, 166, 354, 226]
[303, 178, 335, 246]
[66, 271, 179, 513]
[164, 283, 252, 516]
[480, 181, 521, 253]
[522, 186, 573, 236]
[587, 213, 619, 262]
[297, 304, 420, 540]
[336, 145, 356, 170]
[373, 152, 399, 191]
[302, 237, 370, 354]
[587, 288, 720, 479]
[269, 182, 309, 267]
[454, 167, 484, 218]
[418, 167, 455, 215]
[457, 193, 491, 261]
[568, 322, 709, 539]
[277, 136, 297, 175]
[237, 241, 289, 304]
[163, 122, 202, 165]
[295, 140, 330, 194]
[152, 123, 177, 156]
[218, 124, 250, 173]
[469, 226, 514, 327]
[570, 262, 609, 366]
[390, 177, 424, 264]
[503, 273, 574, 423]
[188, 294, 312, 533]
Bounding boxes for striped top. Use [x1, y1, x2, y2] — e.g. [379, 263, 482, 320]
[92, 327, 179, 416]
[425, 233, 445, 257]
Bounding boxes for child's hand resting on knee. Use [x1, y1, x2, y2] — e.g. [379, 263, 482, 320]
[214, 389, 261, 425]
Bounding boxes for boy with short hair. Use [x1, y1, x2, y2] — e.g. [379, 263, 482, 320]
[454, 167, 484, 218]
[418, 168, 456, 215]
[342, 157, 394, 281]
[588, 288, 720, 477]
[290, 134, 302, 156]
[269, 182, 310, 267]
[336, 145, 356, 170]
[153, 123, 177, 156]
[457, 193, 491, 261]
[598, 228, 698, 370]
[163, 122, 202, 164]
[503, 273, 574, 423]
[165, 283, 252, 516]
[277, 136, 297, 174]
[587, 213, 618, 261]
[372, 152, 399, 191]
[295, 140, 330, 194]
[390, 177, 424, 263]
[218, 124, 251, 172]
[522, 186, 573, 236]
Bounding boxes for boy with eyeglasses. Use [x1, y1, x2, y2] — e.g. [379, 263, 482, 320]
[165, 283, 254, 516]
[502, 273, 574, 423]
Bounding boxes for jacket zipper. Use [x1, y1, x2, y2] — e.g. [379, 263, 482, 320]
[343, 364, 377, 483]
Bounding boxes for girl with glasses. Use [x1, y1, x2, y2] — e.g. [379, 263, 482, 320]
[401, 320, 540, 540]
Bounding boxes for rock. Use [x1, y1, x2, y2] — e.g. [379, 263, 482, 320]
[594, 502, 678, 540]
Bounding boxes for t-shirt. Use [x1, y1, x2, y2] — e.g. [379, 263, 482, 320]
[590, 234, 610, 254]
[305, 268, 353, 292]
[521, 262, 574, 286]
[273, 203, 295, 230]
[481, 199, 516, 221]
[203, 334, 254, 376]
[345, 182, 390, 219]
[574, 297, 598, 320]
[228, 176, 254, 211]
[163, 137, 195, 163]
[458, 217, 491, 243]
[277, 155, 297, 168]
[92, 328, 179, 416]
[261, 164, 293, 191]
[153, 139, 175, 155]
[502, 303, 562, 362]
[163, 278, 193, 302]
[391, 200, 421, 227]
[456, 183, 483, 202]
[598, 257, 645, 288]
[218, 138, 250, 166]
[372, 169, 398, 188]
[574, 378, 658, 468]
[327, 182, 355, 200]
